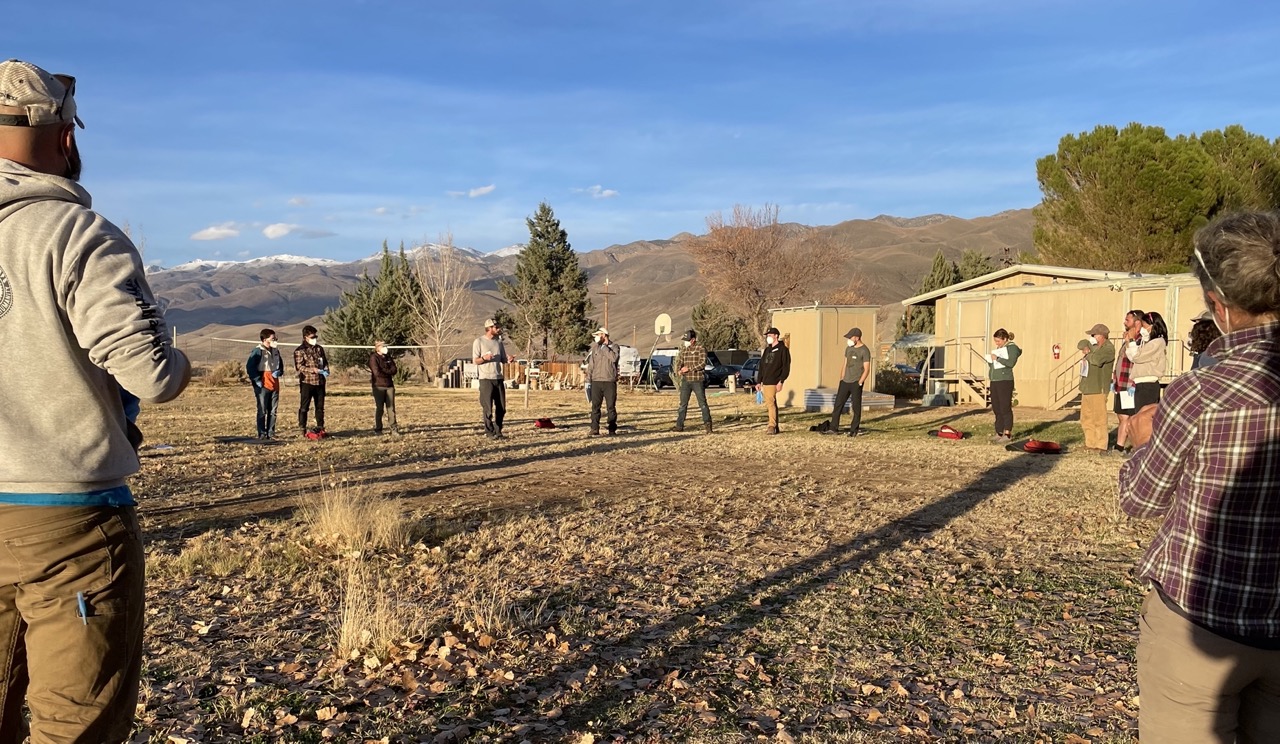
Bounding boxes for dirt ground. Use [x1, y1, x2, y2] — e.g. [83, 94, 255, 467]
[130, 382, 1150, 743]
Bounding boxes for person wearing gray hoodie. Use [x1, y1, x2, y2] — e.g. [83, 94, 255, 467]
[585, 327, 621, 435]
[0, 60, 190, 742]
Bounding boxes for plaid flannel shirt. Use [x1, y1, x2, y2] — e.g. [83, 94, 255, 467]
[674, 345, 707, 383]
[294, 343, 329, 386]
[1119, 320, 1280, 639]
[1113, 338, 1135, 389]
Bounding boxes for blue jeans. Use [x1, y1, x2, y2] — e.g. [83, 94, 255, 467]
[254, 384, 278, 437]
[676, 379, 711, 427]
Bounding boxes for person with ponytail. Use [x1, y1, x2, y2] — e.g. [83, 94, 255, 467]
[986, 328, 1020, 442]
[1120, 211, 1280, 742]
[1125, 310, 1168, 414]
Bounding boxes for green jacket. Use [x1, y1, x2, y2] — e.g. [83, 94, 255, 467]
[988, 342, 1021, 382]
[1079, 340, 1115, 395]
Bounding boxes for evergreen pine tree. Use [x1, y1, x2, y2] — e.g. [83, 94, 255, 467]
[498, 202, 593, 357]
[323, 242, 420, 368]
[956, 249, 997, 282]
[691, 296, 753, 351]
[895, 250, 959, 363]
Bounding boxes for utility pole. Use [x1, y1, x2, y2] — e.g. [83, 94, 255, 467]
[597, 277, 616, 329]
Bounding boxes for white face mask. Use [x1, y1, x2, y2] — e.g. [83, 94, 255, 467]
[1089, 337, 1098, 345]
[1139, 328, 1150, 340]
[682, 340, 691, 348]
[376, 346, 386, 355]
[267, 339, 277, 348]
[846, 339, 855, 347]
[307, 337, 318, 346]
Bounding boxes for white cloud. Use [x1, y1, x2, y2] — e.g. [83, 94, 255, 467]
[190, 222, 240, 241]
[446, 190, 466, 198]
[468, 184, 496, 198]
[288, 196, 310, 206]
[263, 223, 300, 239]
[262, 223, 337, 240]
[236, 250, 251, 257]
[584, 184, 619, 199]
[374, 206, 391, 215]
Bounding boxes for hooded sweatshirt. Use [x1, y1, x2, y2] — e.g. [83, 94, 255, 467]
[0, 159, 190, 502]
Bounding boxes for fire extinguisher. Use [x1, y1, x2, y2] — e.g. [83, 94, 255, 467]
[1052, 343, 1061, 360]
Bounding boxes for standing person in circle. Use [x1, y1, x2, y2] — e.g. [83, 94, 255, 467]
[247, 328, 283, 439]
[756, 326, 791, 435]
[294, 325, 330, 439]
[827, 327, 870, 437]
[672, 329, 712, 433]
[1112, 309, 1145, 452]
[472, 318, 508, 439]
[1119, 210, 1280, 743]
[369, 340, 399, 435]
[1127, 311, 1168, 415]
[987, 328, 1021, 442]
[584, 328, 620, 436]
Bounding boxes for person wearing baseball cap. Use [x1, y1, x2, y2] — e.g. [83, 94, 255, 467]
[1078, 323, 1115, 451]
[827, 327, 871, 437]
[672, 329, 713, 433]
[473, 318, 509, 438]
[0, 59, 191, 741]
[584, 328, 621, 435]
[756, 326, 791, 434]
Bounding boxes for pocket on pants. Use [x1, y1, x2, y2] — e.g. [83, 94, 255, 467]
[3, 510, 138, 610]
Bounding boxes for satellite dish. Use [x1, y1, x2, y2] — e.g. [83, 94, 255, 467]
[654, 313, 672, 337]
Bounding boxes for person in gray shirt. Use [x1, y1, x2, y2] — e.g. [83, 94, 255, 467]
[584, 327, 621, 435]
[472, 318, 508, 438]
[829, 327, 871, 436]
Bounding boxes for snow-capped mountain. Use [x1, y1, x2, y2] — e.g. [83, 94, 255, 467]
[489, 244, 524, 258]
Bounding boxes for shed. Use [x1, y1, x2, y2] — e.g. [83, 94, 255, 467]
[902, 265, 1203, 409]
[769, 304, 889, 411]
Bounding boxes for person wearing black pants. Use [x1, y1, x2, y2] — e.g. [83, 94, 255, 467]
[369, 341, 399, 435]
[989, 379, 1014, 438]
[986, 328, 1021, 442]
[473, 319, 508, 438]
[293, 325, 329, 438]
[829, 327, 871, 436]
[584, 328, 621, 435]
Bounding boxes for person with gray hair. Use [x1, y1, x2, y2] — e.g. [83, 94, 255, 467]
[0, 59, 191, 742]
[1119, 210, 1280, 743]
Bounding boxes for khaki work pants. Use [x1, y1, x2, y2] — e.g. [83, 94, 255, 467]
[1137, 588, 1280, 744]
[1080, 393, 1109, 449]
[0, 505, 144, 744]
[762, 384, 779, 430]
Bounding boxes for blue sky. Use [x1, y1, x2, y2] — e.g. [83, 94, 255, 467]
[10, 1, 1280, 266]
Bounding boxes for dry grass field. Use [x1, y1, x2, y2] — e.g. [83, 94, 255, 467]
[129, 379, 1151, 743]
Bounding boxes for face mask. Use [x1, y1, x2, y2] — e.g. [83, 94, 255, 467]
[267, 340, 277, 348]
[307, 337, 318, 346]
[682, 340, 691, 348]
[1139, 328, 1149, 340]
[846, 339, 855, 347]
[1089, 337, 1098, 345]
[376, 346, 386, 355]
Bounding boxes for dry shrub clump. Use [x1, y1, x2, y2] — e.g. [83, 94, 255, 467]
[300, 481, 411, 551]
[334, 555, 428, 661]
[197, 360, 248, 387]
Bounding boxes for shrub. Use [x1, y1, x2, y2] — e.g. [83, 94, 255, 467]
[198, 360, 248, 387]
[874, 363, 921, 399]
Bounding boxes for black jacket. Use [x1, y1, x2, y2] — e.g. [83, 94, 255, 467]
[758, 343, 791, 385]
[369, 352, 397, 387]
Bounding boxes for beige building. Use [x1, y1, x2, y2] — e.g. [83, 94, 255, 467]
[902, 265, 1204, 409]
[769, 304, 885, 410]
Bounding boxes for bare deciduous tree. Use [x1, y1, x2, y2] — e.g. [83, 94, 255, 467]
[688, 204, 845, 336]
[402, 234, 474, 379]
